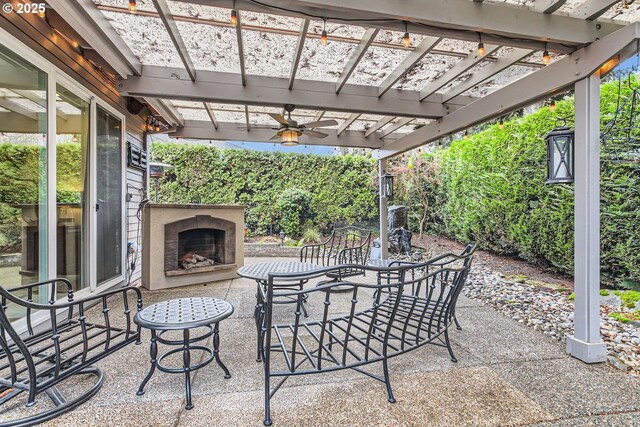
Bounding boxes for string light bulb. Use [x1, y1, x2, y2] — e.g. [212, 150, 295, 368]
[542, 43, 551, 65]
[128, 0, 137, 13]
[477, 33, 485, 57]
[498, 118, 504, 129]
[463, 131, 469, 139]
[623, 0, 630, 9]
[402, 21, 411, 48]
[548, 100, 557, 111]
[230, 9, 238, 27]
[154, 123, 161, 132]
[71, 40, 79, 48]
[321, 18, 328, 46]
[37, 9, 46, 18]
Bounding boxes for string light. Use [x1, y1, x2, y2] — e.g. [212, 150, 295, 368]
[623, 0, 630, 9]
[37, 9, 46, 18]
[477, 33, 485, 57]
[548, 100, 557, 111]
[498, 118, 504, 129]
[542, 43, 551, 65]
[463, 131, 469, 139]
[402, 21, 411, 48]
[230, 9, 238, 27]
[71, 40, 79, 48]
[128, 0, 137, 13]
[321, 18, 328, 46]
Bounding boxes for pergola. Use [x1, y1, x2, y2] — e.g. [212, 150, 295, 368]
[45, 0, 640, 363]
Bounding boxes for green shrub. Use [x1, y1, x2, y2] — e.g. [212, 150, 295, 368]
[301, 226, 321, 244]
[150, 146, 378, 236]
[275, 188, 312, 237]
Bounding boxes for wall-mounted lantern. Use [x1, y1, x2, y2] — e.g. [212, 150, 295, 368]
[545, 121, 574, 183]
[381, 171, 394, 198]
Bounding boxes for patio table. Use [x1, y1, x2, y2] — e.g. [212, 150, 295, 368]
[134, 297, 234, 410]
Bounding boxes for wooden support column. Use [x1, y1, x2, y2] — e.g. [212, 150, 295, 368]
[378, 159, 389, 259]
[566, 74, 607, 363]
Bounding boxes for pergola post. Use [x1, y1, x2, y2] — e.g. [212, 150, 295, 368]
[566, 74, 607, 363]
[378, 159, 389, 259]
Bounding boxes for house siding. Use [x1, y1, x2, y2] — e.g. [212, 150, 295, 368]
[125, 133, 147, 286]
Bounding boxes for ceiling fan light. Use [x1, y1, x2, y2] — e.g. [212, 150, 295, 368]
[280, 130, 299, 146]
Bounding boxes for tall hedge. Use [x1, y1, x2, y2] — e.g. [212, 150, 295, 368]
[150, 144, 378, 236]
[393, 78, 640, 285]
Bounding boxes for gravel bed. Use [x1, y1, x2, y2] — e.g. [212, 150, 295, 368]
[390, 253, 640, 376]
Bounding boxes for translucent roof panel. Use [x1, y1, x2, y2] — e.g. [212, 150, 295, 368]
[348, 46, 411, 86]
[94, 0, 156, 13]
[297, 39, 356, 82]
[101, 11, 183, 68]
[434, 38, 476, 55]
[308, 20, 367, 39]
[557, 0, 600, 14]
[374, 30, 426, 47]
[438, 60, 493, 94]
[176, 21, 240, 73]
[392, 54, 461, 91]
[243, 30, 297, 78]
[241, 11, 302, 31]
[176, 107, 209, 121]
[214, 111, 246, 123]
[602, 2, 640, 21]
[462, 64, 534, 98]
[167, 1, 228, 21]
[173, 100, 204, 108]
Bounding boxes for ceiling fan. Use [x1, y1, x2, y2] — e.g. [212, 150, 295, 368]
[264, 104, 338, 146]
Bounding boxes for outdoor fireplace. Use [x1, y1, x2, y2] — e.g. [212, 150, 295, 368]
[142, 204, 245, 290]
[164, 215, 236, 275]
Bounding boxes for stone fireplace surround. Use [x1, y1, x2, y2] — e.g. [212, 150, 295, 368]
[142, 204, 245, 290]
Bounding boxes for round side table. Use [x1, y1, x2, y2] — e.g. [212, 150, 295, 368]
[134, 297, 234, 409]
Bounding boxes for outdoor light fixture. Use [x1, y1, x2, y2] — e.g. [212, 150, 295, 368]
[542, 44, 551, 65]
[402, 21, 411, 48]
[279, 230, 285, 246]
[280, 130, 300, 146]
[381, 171, 394, 198]
[498, 118, 504, 129]
[149, 162, 174, 203]
[128, 0, 137, 13]
[545, 119, 574, 183]
[230, 9, 238, 27]
[548, 100, 557, 111]
[321, 18, 328, 45]
[463, 130, 469, 139]
[477, 34, 485, 57]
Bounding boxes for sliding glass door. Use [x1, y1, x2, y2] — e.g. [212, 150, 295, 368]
[0, 31, 126, 321]
[56, 84, 89, 291]
[96, 106, 123, 284]
[0, 44, 48, 320]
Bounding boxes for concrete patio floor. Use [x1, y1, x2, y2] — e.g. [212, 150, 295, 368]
[8, 257, 640, 426]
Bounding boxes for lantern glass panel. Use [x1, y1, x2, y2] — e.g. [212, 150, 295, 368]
[546, 128, 574, 183]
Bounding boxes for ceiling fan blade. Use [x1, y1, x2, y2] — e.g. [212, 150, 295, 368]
[269, 134, 281, 141]
[302, 119, 339, 128]
[303, 129, 329, 138]
[268, 113, 289, 126]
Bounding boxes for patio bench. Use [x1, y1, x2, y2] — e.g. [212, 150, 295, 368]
[257, 248, 475, 426]
[299, 225, 372, 280]
[0, 278, 143, 426]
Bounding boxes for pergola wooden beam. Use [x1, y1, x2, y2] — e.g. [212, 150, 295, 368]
[146, 98, 185, 127]
[203, 102, 219, 129]
[174, 120, 387, 148]
[289, 19, 310, 89]
[235, 9, 247, 86]
[120, 66, 475, 118]
[152, 0, 196, 82]
[378, 36, 441, 97]
[379, 117, 414, 138]
[419, 44, 500, 101]
[440, 47, 534, 102]
[335, 28, 379, 94]
[179, 0, 622, 52]
[337, 113, 360, 136]
[571, 0, 620, 20]
[365, 116, 394, 137]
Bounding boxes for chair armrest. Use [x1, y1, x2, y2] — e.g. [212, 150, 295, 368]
[337, 246, 366, 264]
[2, 278, 74, 306]
[299, 242, 327, 263]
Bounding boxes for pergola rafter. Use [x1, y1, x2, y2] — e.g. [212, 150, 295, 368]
[152, 0, 196, 82]
[288, 19, 310, 89]
[235, 9, 247, 86]
[336, 28, 379, 94]
[419, 44, 501, 101]
[203, 102, 219, 130]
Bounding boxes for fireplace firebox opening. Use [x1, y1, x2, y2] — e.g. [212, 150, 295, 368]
[178, 228, 225, 269]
